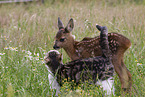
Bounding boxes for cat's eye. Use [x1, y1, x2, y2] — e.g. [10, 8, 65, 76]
[60, 38, 66, 42]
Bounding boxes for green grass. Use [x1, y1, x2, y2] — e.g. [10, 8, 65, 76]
[0, 1, 145, 97]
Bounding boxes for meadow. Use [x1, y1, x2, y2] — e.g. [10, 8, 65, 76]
[0, 0, 145, 96]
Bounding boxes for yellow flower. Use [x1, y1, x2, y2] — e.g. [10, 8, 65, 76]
[32, 69, 36, 71]
[4, 47, 9, 49]
[9, 47, 18, 51]
[137, 63, 142, 66]
[35, 57, 39, 60]
[0, 53, 5, 55]
[37, 53, 39, 57]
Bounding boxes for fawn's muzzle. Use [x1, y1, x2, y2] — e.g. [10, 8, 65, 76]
[53, 45, 60, 50]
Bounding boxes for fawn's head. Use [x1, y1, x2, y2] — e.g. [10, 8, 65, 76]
[44, 50, 63, 72]
[53, 17, 75, 50]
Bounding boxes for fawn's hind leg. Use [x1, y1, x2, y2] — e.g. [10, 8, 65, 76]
[120, 59, 132, 91]
[113, 58, 132, 92]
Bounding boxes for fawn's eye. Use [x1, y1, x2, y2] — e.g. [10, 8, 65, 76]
[60, 38, 66, 42]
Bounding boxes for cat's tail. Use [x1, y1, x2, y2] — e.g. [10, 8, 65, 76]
[96, 24, 112, 58]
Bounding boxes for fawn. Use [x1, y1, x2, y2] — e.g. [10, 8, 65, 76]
[45, 26, 115, 96]
[53, 17, 132, 91]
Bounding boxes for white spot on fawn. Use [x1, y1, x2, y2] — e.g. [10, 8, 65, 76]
[72, 35, 76, 39]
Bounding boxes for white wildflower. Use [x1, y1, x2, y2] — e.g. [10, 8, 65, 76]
[137, 63, 142, 66]
[41, 60, 45, 64]
[74, 19, 76, 22]
[85, 19, 88, 22]
[35, 57, 39, 60]
[25, 55, 33, 60]
[38, 47, 42, 49]
[14, 26, 18, 29]
[4, 47, 9, 50]
[0, 53, 5, 55]
[32, 68, 36, 71]
[22, 50, 26, 52]
[19, 45, 22, 47]
[27, 51, 32, 55]
[28, 56, 33, 60]
[9, 47, 18, 51]
[37, 53, 39, 57]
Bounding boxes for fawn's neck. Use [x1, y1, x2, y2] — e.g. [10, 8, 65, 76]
[63, 40, 79, 61]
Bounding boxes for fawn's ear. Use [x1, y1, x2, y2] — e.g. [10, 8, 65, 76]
[65, 18, 74, 33]
[58, 17, 64, 30]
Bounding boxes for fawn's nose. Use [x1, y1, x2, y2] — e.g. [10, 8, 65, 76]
[53, 45, 60, 50]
